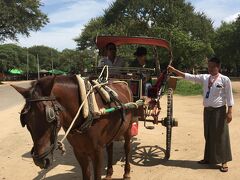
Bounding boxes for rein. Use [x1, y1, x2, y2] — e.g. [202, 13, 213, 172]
[26, 96, 56, 102]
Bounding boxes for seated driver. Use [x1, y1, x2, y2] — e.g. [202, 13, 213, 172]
[98, 43, 125, 67]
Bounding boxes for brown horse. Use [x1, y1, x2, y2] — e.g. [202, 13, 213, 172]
[12, 75, 134, 180]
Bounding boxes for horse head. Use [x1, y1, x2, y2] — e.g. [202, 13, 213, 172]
[11, 76, 62, 169]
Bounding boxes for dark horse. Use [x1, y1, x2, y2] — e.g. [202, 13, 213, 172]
[12, 75, 134, 180]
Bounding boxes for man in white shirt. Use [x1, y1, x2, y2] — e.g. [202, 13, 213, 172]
[168, 57, 234, 172]
[98, 43, 125, 67]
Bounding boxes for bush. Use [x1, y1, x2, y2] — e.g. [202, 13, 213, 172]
[174, 79, 203, 96]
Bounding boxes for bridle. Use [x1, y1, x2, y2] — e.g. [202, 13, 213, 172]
[20, 93, 62, 163]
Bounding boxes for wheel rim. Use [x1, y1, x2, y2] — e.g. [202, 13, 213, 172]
[166, 88, 173, 159]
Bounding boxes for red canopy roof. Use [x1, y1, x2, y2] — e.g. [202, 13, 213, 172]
[95, 36, 171, 51]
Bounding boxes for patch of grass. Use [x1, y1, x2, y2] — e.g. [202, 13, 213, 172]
[174, 79, 203, 96]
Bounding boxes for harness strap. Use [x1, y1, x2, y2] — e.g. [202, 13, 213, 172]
[76, 75, 89, 119]
[104, 85, 126, 145]
[92, 80, 111, 103]
[31, 114, 59, 161]
[78, 80, 94, 133]
[26, 96, 56, 102]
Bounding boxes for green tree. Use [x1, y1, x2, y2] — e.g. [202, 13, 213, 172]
[59, 49, 79, 73]
[59, 48, 96, 74]
[212, 15, 240, 75]
[0, 0, 49, 42]
[0, 44, 25, 71]
[75, 17, 105, 50]
[75, 0, 214, 71]
[28, 46, 59, 72]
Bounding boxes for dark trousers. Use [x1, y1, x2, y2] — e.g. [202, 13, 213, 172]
[203, 105, 232, 164]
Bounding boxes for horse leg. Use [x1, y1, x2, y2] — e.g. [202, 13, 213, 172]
[74, 151, 92, 180]
[92, 147, 103, 180]
[106, 142, 113, 179]
[123, 129, 131, 179]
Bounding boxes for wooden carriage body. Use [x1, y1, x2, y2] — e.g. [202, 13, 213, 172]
[93, 35, 178, 159]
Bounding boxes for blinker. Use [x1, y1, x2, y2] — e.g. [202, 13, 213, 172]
[45, 105, 56, 123]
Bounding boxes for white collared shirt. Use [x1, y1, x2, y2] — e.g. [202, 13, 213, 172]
[98, 56, 125, 67]
[185, 73, 234, 107]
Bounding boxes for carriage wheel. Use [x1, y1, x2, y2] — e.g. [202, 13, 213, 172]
[165, 88, 173, 159]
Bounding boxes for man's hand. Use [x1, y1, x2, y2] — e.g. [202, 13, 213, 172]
[167, 65, 175, 73]
[167, 65, 185, 78]
[226, 106, 233, 123]
[226, 111, 232, 123]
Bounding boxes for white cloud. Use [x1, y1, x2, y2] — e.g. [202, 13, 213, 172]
[6, 24, 83, 51]
[48, 0, 107, 25]
[188, 0, 240, 27]
[5, 0, 115, 51]
[41, 0, 79, 6]
[224, 12, 240, 23]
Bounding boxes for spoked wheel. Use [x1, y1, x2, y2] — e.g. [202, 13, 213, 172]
[131, 146, 165, 166]
[165, 88, 173, 159]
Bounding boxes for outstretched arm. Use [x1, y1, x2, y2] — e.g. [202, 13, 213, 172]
[167, 65, 185, 78]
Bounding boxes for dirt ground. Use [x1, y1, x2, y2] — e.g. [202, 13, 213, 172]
[0, 81, 239, 180]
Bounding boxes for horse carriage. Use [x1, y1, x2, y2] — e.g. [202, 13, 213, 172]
[11, 36, 178, 180]
[93, 36, 178, 159]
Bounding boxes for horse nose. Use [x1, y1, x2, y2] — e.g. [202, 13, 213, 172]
[33, 157, 52, 169]
[43, 158, 51, 169]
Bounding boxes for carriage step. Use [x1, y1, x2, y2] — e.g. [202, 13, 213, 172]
[145, 125, 155, 130]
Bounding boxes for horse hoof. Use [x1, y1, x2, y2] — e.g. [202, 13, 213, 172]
[123, 174, 131, 180]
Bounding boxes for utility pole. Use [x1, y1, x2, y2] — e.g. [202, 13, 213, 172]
[51, 50, 54, 76]
[26, 50, 29, 80]
[37, 54, 40, 80]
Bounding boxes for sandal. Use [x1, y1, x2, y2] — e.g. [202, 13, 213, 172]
[198, 159, 209, 164]
[220, 164, 228, 172]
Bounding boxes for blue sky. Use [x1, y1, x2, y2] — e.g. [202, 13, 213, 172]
[5, 0, 240, 51]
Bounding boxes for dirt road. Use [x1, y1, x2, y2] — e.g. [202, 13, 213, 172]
[0, 81, 239, 180]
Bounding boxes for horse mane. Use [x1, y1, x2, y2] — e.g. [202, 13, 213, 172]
[32, 75, 78, 94]
[54, 75, 78, 88]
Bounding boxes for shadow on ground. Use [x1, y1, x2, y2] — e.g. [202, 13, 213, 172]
[22, 136, 138, 180]
[21, 136, 218, 180]
[130, 142, 220, 170]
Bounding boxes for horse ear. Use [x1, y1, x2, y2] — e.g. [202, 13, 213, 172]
[11, 85, 29, 99]
[37, 76, 56, 96]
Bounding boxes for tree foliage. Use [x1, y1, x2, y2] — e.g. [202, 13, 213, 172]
[28, 45, 59, 71]
[2, 0, 240, 77]
[0, 44, 26, 72]
[0, 0, 49, 42]
[212, 15, 240, 75]
[58, 49, 95, 74]
[75, 0, 214, 71]
[0, 43, 94, 76]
